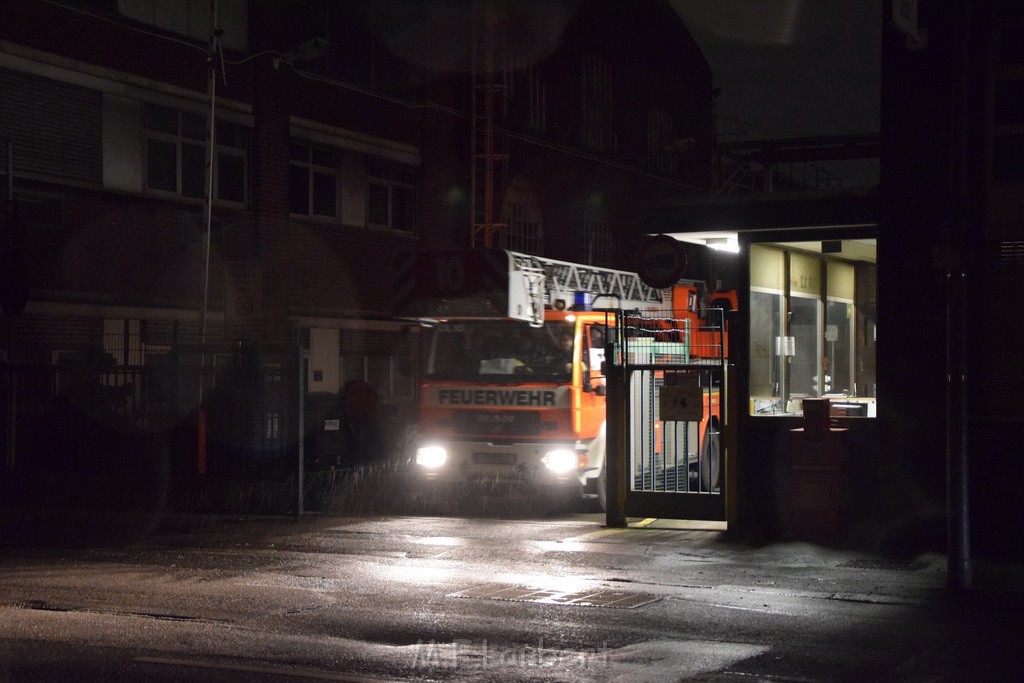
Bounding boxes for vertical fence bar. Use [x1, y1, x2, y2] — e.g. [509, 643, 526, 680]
[645, 369, 654, 491]
[297, 344, 305, 516]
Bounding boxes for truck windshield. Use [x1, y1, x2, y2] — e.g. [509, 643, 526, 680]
[426, 320, 575, 383]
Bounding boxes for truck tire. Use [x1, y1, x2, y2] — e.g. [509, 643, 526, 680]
[699, 426, 721, 492]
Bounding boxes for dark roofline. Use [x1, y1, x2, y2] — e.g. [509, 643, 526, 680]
[643, 185, 880, 233]
[722, 134, 880, 164]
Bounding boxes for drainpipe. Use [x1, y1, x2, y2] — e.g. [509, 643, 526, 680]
[4, 140, 15, 470]
[297, 341, 306, 516]
[947, 0, 972, 591]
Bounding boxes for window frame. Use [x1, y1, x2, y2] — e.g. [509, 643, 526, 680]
[288, 141, 343, 219]
[747, 241, 877, 418]
[580, 204, 612, 267]
[501, 178, 543, 254]
[340, 329, 416, 402]
[366, 157, 417, 233]
[581, 55, 615, 153]
[143, 104, 249, 206]
[647, 106, 678, 174]
[509, 49, 546, 134]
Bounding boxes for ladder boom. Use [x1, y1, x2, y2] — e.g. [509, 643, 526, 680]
[392, 248, 667, 325]
[506, 250, 665, 311]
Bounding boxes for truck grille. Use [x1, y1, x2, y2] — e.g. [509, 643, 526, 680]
[472, 452, 516, 465]
[454, 410, 541, 437]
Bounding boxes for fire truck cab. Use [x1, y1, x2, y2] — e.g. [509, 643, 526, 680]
[393, 248, 728, 509]
[414, 308, 612, 503]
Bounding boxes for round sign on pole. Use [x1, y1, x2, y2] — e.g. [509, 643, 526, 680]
[635, 234, 687, 289]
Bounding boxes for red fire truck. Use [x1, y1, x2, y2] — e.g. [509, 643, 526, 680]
[393, 249, 731, 509]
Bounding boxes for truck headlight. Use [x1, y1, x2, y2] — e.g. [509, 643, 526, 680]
[542, 449, 578, 474]
[416, 445, 448, 469]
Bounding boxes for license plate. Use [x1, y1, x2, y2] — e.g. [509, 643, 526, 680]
[472, 452, 516, 465]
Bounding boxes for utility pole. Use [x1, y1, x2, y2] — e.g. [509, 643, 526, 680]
[195, 0, 220, 477]
[200, 0, 220, 358]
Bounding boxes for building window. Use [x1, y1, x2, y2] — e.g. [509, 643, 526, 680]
[580, 204, 611, 267]
[144, 104, 248, 205]
[102, 319, 134, 366]
[506, 202, 543, 254]
[103, 318, 174, 367]
[367, 157, 416, 232]
[748, 241, 877, 418]
[581, 55, 614, 153]
[215, 120, 248, 204]
[503, 178, 543, 254]
[0, 69, 102, 184]
[647, 107, 678, 174]
[289, 142, 341, 217]
[824, 260, 856, 397]
[990, 20, 1024, 182]
[509, 51, 546, 134]
[341, 329, 415, 401]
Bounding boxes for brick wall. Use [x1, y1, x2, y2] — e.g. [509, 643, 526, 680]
[3, 0, 714, 343]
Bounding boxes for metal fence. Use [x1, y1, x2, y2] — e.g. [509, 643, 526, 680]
[1, 351, 299, 511]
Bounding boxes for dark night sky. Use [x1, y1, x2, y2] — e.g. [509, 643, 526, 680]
[671, 0, 882, 185]
[367, 0, 883, 186]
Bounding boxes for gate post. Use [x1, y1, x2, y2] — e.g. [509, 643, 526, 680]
[605, 339, 626, 528]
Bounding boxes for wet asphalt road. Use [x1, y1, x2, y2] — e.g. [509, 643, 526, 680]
[1, 490, 1023, 681]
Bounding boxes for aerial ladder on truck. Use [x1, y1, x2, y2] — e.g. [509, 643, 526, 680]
[392, 248, 732, 510]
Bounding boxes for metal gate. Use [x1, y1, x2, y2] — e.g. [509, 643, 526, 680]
[606, 307, 727, 522]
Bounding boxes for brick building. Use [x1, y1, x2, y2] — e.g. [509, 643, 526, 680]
[1, 0, 713, 498]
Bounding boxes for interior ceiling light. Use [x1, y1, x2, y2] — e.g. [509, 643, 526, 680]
[706, 237, 740, 253]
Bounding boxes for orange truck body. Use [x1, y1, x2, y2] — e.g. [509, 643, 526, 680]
[415, 309, 611, 495]
[394, 249, 730, 503]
